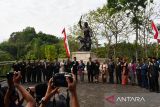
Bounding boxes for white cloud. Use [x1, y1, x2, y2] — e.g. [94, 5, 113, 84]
[0, 0, 106, 42]
[0, 0, 159, 43]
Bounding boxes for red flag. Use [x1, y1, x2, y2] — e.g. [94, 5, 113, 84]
[151, 21, 159, 39]
[62, 28, 70, 58]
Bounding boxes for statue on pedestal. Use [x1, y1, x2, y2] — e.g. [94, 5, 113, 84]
[78, 16, 92, 51]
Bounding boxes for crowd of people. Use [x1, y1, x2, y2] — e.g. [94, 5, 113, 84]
[11, 56, 160, 93]
[101, 57, 160, 93]
[0, 56, 160, 107]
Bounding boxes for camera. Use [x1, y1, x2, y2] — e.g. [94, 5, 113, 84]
[52, 72, 73, 87]
[6, 72, 14, 80]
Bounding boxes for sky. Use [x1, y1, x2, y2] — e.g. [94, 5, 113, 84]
[0, 0, 159, 44]
[0, 0, 107, 43]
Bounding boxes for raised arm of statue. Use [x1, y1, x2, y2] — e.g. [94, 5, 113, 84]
[78, 16, 83, 29]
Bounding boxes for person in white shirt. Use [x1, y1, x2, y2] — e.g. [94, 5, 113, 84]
[101, 61, 108, 83]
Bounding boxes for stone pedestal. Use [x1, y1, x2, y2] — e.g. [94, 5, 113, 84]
[72, 51, 96, 64]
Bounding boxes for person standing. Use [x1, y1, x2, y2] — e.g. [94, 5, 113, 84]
[148, 57, 152, 91]
[101, 61, 108, 83]
[47, 61, 54, 81]
[78, 60, 85, 82]
[141, 58, 148, 89]
[128, 61, 132, 84]
[149, 57, 159, 92]
[64, 58, 72, 73]
[26, 59, 32, 83]
[19, 59, 26, 83]
[42, 58, 47, 82]
[53, 58, 60, 74]
[87, 57, 94, 83]
[12, 60, 20, 72]
[31, 59, 37, 83]
[115, 57, 122, 84]
[128, 60, 136, 85]
[136, 59, 142, 86]
[72, 57, 79, 81]
[60, 60, 65, 73]
[94, 59, 100, 83]
[108, 58, 115, 84]
[36, 60, 42, 83]
[121, 58, 128, 85]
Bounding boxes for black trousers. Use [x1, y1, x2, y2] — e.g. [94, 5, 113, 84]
[42, 69, 47, 82]
[73, 70, 78, 81]
[32, 70, 36, 82]
[116, 71, 121, 84]
[37, 70, 41, 82]
[150, 76, 159, 92]
[26, 71, 31, 82]
[88, 71, 93, 82]
[109, 71, 114, 84]
[136, 70, 141, 86]
[148, 76, 152, 90]
[141, 75, 148, 88]
[21, 70, 26, 83]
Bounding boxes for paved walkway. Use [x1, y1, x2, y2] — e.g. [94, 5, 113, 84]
[1, 75, 160, 107]
[76, 82, 150, 107]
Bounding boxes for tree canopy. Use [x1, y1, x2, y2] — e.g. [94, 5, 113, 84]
[0, 27, 74, 61]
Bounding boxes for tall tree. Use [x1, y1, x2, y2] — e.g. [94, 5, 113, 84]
[107, 0, 152, 60]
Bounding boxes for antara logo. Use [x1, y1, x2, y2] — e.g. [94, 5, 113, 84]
[105, 95, 146, 104]
[116, 97, 146, 102]
[105, 95, 115, 104]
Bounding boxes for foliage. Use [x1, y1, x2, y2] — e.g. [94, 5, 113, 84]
[0, 27, 67, 61]
[0, 50, 13, 61]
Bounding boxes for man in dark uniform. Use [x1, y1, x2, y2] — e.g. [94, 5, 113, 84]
[12, 60, 20, 72]
[42, 58, 47, 82]
[136, 59, 142, 86]
[64, 58, 72, 73]
[108, 58, 115, 84]
[87, 57, 94, 83]
[53, 58, 60, 74]
[115, 57, 122, 84]
[148, 57, 152, 91]
[31, 59, 37, 83]
[36, 60, 42, 83]
[72, 57, 79, 81]
[26, 59, 32, 83]
[94, 59, 100, 83]
[19, 59, 26, 83]
[149, 57, 159, 92]
[141, 58, 148, 89]
[47, 61, 54, 81]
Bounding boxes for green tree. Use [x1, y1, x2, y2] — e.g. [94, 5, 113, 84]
[107, 0, 152, 60]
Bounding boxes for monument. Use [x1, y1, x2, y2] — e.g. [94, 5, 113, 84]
[78, 16, 92, 51]
[72, 16, 96, 62]
[72, 51, 96, 63]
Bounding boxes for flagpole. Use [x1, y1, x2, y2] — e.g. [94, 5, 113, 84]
[146, 0, 151, 58]
[156, 42, 159, 58]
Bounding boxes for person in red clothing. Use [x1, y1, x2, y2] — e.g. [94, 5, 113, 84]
[121, 58, 128, 85]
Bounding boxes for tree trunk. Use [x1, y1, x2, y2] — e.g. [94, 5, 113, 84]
[135, 23, 138, 61]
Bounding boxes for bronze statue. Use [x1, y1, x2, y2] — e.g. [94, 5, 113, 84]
[78, 16, 92, 51]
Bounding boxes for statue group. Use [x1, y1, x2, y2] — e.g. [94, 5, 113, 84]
[78, 16, 92, 51]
